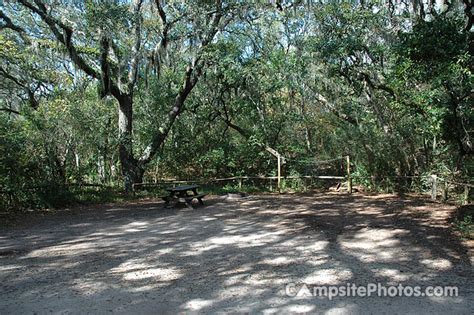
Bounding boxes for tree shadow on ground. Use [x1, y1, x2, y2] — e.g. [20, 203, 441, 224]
[0, 193, 472, 313]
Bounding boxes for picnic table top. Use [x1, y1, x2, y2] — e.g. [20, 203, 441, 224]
[166, 184, 199, 192]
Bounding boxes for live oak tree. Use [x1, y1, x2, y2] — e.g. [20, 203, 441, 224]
[2, 0, 236, 191]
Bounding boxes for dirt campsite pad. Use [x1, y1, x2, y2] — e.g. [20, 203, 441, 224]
[0, 192, 472, 314]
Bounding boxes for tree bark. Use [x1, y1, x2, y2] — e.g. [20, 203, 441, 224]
[115, 92, 143, 192]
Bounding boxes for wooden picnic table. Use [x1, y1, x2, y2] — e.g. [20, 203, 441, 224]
[163, 184, 206, 208]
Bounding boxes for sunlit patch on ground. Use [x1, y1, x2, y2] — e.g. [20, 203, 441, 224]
[0, 193, 472, 313]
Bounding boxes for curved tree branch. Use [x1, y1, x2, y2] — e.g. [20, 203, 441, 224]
[128, 0, 144, 90]
[18, 0, 100, 79]
[0, 9, 26, 33]
[0, 107, 21, 115]
[139, 0, 225, 165]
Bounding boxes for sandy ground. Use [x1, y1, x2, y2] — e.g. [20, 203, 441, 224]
[0, 192, 472, 314]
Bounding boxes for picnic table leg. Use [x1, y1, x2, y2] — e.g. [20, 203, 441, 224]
[176, 191, 193, 209]
[192, 188, 204, 206]
[165, 191, 176, 208]
[185, 200, 194, 209]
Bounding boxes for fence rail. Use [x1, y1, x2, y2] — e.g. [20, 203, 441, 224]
[132, 175, 346, 192]
[133, 175, 345, 185]
[133, 174, 471, 204]
[1, 175, 471, 205]
[429, 175, 472, 205]
[0, 182, 113, 195]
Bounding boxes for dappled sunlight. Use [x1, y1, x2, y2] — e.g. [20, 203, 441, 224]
[0, 193, 472, 313]
[261, 256, 299, 266]
[121, 267, 181, 281]
[339, 228, 409, 263]
[187, 243, 221, 256]
[372, 268, 411, 282]
[278, 303, 317, 313]
[323, 303, 359, 314]
[206, 230, 284, 247]
[182, 298, 215, 311]
[302, 268, 353, 285]
[420, 259, 452, 271]
[72, 280, 112, 296]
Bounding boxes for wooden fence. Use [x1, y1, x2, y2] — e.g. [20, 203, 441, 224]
[0, 183, 111, 194]
[1, 174, 470, 205]
[133, 173, 472, 205]
[132, 175, 347, 193]
[429, 175, 472, 205]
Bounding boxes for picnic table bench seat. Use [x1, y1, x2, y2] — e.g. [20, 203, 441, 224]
[161, 185, 207, 208]
[179, 193, 207, 204]
[161, 195, 173, 203]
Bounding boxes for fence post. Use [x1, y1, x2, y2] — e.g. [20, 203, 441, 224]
[277, 154, 281, 192]
[441, 181, 448, 202]
[430, 175, 437, 201]
[346, 155, 352, 194]
[238, 177, 242, 190]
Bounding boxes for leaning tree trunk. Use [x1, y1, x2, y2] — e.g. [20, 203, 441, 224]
[117, 93, 144, 192]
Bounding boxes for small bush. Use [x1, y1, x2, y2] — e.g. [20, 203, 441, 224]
[454, 215, 473, 239]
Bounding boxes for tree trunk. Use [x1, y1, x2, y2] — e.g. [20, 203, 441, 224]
[300, 93, 313, 153]
[117, 93, 144, 192]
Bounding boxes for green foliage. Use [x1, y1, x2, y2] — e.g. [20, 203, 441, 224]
[1, 1, 472, 211]
[454, 215, 473, 239]
[85, 0, 131, 32]
[0, 115, 68, 210]
[397, 17, 467, 78]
